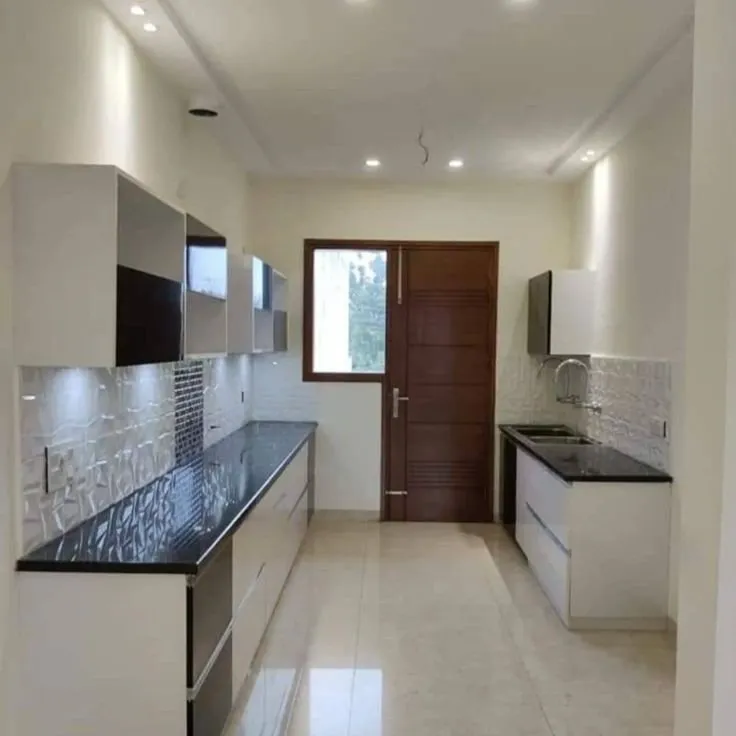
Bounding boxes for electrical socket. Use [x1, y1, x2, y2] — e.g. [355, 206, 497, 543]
[44, 443, 77, 495]
[650, 419, 668, 439]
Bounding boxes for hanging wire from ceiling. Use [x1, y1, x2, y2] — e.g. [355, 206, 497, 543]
[417, 128, 430, 166]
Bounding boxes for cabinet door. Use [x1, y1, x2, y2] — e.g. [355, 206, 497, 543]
[548, 270, 595, 356]
[116, 265, 183, 366]
[526, 505, 570, 624]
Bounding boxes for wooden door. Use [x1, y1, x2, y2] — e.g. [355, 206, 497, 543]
[385, 245, 498, 522]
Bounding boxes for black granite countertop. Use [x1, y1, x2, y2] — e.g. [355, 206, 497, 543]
[499, 425, 673, 484]
[17, 421, 317, 575]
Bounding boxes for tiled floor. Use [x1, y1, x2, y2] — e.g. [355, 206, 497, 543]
[227, 521, 676, 736]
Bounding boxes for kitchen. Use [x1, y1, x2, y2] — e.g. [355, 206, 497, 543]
[1, 1, 735, 736]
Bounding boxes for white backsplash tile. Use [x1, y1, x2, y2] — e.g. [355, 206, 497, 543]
[581, 356, 671, 472]
[203, 355, 253, 448]
[20, 354, 253, 552]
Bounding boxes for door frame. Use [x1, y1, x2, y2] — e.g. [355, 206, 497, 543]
[301, 239, 499, 522]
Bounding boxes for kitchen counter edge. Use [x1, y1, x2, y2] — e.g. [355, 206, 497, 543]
[16, 423, 318, 576]
[498, 425, 673, 484]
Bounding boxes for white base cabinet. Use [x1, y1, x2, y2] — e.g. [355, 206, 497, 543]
[17, 438, 314, 736]
[516, 448, 671, 630]
[229, 445, 311, 736]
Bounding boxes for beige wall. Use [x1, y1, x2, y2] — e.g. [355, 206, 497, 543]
[249, 176, 574, 512]
[571, 83, 693, 621]
[0, 2, 250, 733]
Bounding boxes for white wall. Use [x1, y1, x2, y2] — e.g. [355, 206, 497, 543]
[571, 83, 693, 622]
[250, 177, 573, 512]
[0, 2, 251, 733]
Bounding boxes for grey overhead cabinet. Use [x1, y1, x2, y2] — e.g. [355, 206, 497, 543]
[185, 214, 228, 357]
[228, 255, 289, 354]
[11, 163, 186, 367]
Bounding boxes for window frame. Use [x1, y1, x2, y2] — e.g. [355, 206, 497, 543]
[302, 240, 390, 383]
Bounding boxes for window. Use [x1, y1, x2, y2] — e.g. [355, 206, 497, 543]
[303, 242, 388, 381]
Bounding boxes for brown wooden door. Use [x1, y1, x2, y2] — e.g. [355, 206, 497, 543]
[385, 244, 498, 522]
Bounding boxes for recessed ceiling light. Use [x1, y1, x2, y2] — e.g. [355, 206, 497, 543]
[581, 156, 590, 162]
[365, 158, 381, 168]
[143, 22, 158, 32]
[448, 159, 465, 169]
[586, 150, 596, 157]
[130, 5, 145, 15]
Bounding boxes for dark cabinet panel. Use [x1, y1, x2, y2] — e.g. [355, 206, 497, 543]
[527, 271, 552, 355]
[499, 434, 518, 539]
[187, 541, 233, 688]
[187, 635, 232, 736]
[116, 265, 182, 366]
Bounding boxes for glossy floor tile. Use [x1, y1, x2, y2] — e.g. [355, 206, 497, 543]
[225, 521, 676, 736]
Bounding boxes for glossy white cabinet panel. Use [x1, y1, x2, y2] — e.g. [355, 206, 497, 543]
[548, 269, 596, 356]
[526, 505, 571, 624]
[232, 567, 267, 705]
[516, 451, 671, 630]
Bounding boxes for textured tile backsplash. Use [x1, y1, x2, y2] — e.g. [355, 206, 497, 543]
[20, 355, 252, 552]
[580, 356, 671, 472]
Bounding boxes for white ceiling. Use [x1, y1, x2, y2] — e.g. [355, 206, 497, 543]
[102, 0, 694, 180]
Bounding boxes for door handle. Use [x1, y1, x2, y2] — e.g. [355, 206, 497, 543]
[392, 387, 409, 419]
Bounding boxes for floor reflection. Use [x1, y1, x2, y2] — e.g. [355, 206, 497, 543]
[226, 521, 676, 736]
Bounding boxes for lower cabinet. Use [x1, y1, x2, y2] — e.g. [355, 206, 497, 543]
[514, 447, 671, 631]
[188, 444, 312, 736]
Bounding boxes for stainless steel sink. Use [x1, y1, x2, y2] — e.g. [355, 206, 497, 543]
[527, 436, 595, 446]
[514, 425, 576, 438]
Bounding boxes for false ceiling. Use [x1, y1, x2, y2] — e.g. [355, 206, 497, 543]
[101, 0, 694, 180]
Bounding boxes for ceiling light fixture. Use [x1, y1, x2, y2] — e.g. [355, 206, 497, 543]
[143, 21, 158, 32]
[448, 159, 464, 169]
[586, 150, 596, 157]
[365, 158, 381, 168]
[130, 5, 145, 15]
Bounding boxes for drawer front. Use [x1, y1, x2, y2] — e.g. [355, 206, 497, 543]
[188, 634, 232, 736]
[232, 514, 268, 616]
[189, 541, 233, 687]
[526, 503, 570, 622]
[273, 445, 309, 515]
[518, 449, 571, 550]
[232, 564, 267, 704]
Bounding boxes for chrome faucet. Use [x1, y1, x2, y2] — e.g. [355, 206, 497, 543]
[554, 358, 602, 414]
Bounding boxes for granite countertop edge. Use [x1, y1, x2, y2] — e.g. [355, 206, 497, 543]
[16, 421, 318, 576]
[498, 425, 673, 484]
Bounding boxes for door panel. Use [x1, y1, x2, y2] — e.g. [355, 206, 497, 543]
[407, 425, 487, 463]
[408, 304, 488, 346]
[408, 385, 490, 424]
[408, 346, 488, 385]
[386, 245, 497, 523]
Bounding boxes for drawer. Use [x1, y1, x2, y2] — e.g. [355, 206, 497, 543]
[516, 494, 532, 557]
[526, 503, 570, 623]
[518, 449, 571, 550]
[188, 541, 233, 688]
[232, 514, 269, 616]
[232, 563, 267, 704]
[271, 445, 309, 515]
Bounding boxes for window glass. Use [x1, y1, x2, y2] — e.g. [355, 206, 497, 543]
[312, 249, 387, 374]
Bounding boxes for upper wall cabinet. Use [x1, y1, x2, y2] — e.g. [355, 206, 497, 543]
[12, 164, 185, 367]
[185, 215, 228, 358]
[528, 270, 596, 356]
[227, 255, 288, 355]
